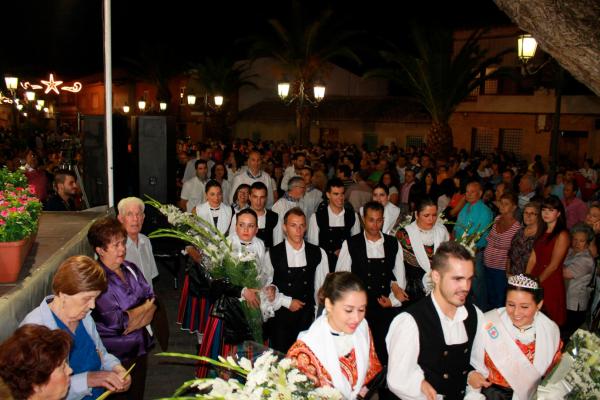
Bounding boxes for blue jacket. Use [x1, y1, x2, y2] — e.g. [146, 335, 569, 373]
[20, 295, 121, 400]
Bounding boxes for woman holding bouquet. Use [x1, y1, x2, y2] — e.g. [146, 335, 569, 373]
[395, 198, 449, 306]
[178, 180, 233, 334]
[287, 272, 383, 400]
[526, 195, 569, 326]
[467, 274, 562, 400]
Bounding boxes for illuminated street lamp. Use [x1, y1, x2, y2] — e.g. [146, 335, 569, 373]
[37, 99, 45, 108]
[187, 93, 197, 106]
[517, 34, 538, 63]
[159, 101, 167, 111]
[214, 95, 223, 107]
[4, 76, 18, 97]
[137, 99, 146, 111]
[123, 104, 130, 113]
[277, 79, 326, 144]
[25, 91, 36, 101]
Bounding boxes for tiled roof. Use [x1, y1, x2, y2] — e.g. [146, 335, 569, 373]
[237, 96, 431, 123]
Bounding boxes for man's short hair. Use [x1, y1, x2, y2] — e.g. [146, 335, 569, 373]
[117, 197, 145, 215]
[284, 207, 306, 224]
[292, 152, 305, 161]
[326, 177, 345, 193]
[54, 169, 76, 185]
[250, 181, 268, 194]
[301, 166, 314, 176]
[195, 159, 208, 169]
[363, 201, 384, 218]
[431, 241, 474, 272]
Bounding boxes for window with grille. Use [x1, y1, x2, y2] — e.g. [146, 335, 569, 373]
[406, 135, 425, 149]
[472, 127, 495, 155]
[483, 67, 498, 95]
[499, 129, 523, 157]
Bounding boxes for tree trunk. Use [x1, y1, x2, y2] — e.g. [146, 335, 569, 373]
[494, 0, 600, 96]
[427, 121, 453, 159]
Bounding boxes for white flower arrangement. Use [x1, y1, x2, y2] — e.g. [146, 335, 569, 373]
[453, 220, 493, 256]
[157, 350, 343, 400]
[537, 329, 600, 399]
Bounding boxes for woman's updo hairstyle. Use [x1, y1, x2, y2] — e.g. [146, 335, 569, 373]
[318, 272, 366, 306]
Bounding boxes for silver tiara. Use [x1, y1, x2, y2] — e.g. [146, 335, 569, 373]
[508, 274, 539, 290]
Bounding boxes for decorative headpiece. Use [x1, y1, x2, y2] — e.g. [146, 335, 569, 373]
[508, 274, 540, 290]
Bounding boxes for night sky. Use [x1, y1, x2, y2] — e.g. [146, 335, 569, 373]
[3, 0, 511, 79]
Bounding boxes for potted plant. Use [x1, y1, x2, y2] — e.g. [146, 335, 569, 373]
[0, 167, 43, 282]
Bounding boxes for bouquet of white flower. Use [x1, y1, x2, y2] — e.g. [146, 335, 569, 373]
[453, 220, 493, 256]
[145, 196, 263, 342]
[537, 329, 600, 399]
[157, 349, 343, 400]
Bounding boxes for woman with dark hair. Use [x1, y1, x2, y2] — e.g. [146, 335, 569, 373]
[88, 217, 156, 400]
[379, 171, 400, 205]
[526, 195, 570, 326]
[21, 255, 130, 399]
[395, 197, 450, 306]
[211, 162, 231, 205]
[507, 202, 543, 276]
[230, 183, 250, 214]
[0, 324, 73, 400]
[287, 272, 382, 399]
[418, 168, 440, 203]
[468, 274, 562, 400]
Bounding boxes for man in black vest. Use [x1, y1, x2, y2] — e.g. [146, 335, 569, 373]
[386, 241, 484, 400]
[230, 182, 282, 249]
[335, 201, 407, 364]
[262, 207, 329, 353]
[307, 178, 361, 272]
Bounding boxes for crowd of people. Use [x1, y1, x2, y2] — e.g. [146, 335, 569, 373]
[0, 136, 599, 399]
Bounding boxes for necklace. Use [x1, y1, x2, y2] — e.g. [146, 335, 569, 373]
[513, 324, 534, 333]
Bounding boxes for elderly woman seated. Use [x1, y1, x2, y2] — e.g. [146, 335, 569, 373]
[0, 324, 73, 400]
[20, 255, 130, 399]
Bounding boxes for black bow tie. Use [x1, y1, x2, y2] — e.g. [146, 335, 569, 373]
[210, 208, 220, 211]
[241, 242, 251, 246]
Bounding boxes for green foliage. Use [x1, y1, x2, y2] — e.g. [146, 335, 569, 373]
[0, 168, 42, 242]
[367, 25, 511, 124]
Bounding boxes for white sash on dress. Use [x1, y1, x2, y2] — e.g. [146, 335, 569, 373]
[403, 221, 449, 274]
[483, 309, 559, 400]
[299, 315, 370, 399]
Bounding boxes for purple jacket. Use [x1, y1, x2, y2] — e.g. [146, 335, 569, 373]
[93, 260, 155, 363]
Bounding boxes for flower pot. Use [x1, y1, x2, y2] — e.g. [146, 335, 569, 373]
[0, 237, 30, 283]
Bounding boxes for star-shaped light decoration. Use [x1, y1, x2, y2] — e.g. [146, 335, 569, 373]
[41, 74, 63, 95]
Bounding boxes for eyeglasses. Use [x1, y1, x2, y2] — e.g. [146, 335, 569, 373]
[523, 212, 539, 217]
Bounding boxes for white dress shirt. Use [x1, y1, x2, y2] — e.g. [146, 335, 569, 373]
[386, 294, 484, 400]
[125, 233, 159, 289]
[230, 169, 275, 207]
[335, 232, 406, 306]
[307, 205, 361, 246]
[180, 177, 206, 212]
[183, 158, 214, 182]
[263, 240, 329, 310]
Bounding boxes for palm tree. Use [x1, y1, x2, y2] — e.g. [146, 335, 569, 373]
[188, 58, 258, 140]
[246, 1, 361, 144]
[368, 25, 510, 158]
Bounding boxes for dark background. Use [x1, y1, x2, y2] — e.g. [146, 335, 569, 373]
[2, 0, 510, 78]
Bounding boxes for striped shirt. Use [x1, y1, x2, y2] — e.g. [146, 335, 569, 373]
[483, 217, 521, 270]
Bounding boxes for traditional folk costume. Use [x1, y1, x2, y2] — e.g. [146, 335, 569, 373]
[467, 308, 561, 400]
[195, 234, 267, 378]
[229, 209, 282, 249]
[177, 201, 232, 333]
[307, 204, 361, 272]
[386, 295, 484, 400]
[262, 240, 329, 353]
[336, 232, 406, 364]
[287, 314, 383, 400]
[396, 221, 449, 306]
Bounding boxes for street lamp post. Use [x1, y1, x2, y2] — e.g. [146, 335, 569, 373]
[517, 34, 561, 181]
[277, 79, 325, 145]
[202, 93, 223, 139]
